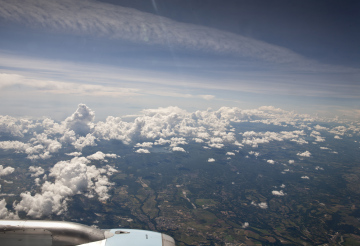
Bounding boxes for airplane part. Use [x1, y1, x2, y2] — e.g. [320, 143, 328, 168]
[0, 220, 175, 246]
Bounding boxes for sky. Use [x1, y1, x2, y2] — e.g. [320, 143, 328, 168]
[0, 0, 359, 120]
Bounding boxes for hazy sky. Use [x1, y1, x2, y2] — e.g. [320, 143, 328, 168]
[0, 0, 359, 120]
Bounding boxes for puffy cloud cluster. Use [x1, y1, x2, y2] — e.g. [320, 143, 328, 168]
[241, 130, 307, 148]
[0, 115, 38, 137]
[248, 151, 260, 157]
[297, 151, 311, 157]
[0, 165, 15, 177]
[135, 148, 150, 154]
[28, 166, 44, 177]
[310, 131, 325, 142]
[172, 147, 186, 152]
[272, 190, 286, 196]
[87, 151, 118, 161]
[64, 104, 95, 136]
[14, 157, 116, 218]
[251, 201, 268, 209]
[0, 104, 354, 159]
[0, 104, 357, 219]
[0, 199, 19, 219]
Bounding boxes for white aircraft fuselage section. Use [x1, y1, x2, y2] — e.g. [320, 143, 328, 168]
[0, 220, 175, 246]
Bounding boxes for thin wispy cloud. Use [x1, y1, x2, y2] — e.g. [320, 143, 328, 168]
[0, 0, 351, 72]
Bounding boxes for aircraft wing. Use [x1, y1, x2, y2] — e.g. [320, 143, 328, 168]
[0, 220, 175, 246]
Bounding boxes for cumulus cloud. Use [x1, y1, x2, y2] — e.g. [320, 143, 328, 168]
[0, 199, 19, 219]
[242, 130, 307, 148]
[242, 222, 249, 229]
[66, 152, 82, 156]
[310, 131, 325, 142]
[172, 147, 185, 152]
[297, 151, 311, 157]
[314, 125, 329, 131]
[72, 134, 97, 150]
[288, 160, 295, 164]
[208, 158, 215, 162]
[135, 142, 153, 148]
[14, 157, 115, 218]
[193, 138, 204, 143]
[226, 152, 235, 155]
[155, 138, 171, 145]
[301, 176, 310, 179]
[87, 151, 118, 161]
[65, 104, 95, 136]
[135, 148, 150, 154]
[29, 166, 44, 177]
[272, 190, 285, 196]
[248, 151, 260, 157]
[251, 201, 268, 209]
[0, 165, 15, 177]
[267, 160, 275, 164]
[0, 114, 37, 137]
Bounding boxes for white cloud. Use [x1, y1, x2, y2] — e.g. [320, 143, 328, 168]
[248, 151, 260, 157]
[226, 152, 235, 155]
[29, 166, 44, 177]
[199, 95, 215, 100]
[251, 201, 268, 209]
[154, 138, 171, 145]
[170, 137, 188, 147]
[87, 151, 105, 161]
[242, 222, 249, 228]
[73, 134, 97, 150]
[135, 142, 153, 148]
[267, 160, 275, 164]
[65, 104, 95, 136]
[0, 199, 19, 219]
[66, 152, 82, 156]
[172, 147, 185, 152]
[193, 138, 204, 143]
[301, 176, 310, 179]
[288, 160, 295, 164]
[208, 158, 215, 162]
[334, 135, 342, 139]
[314, 125, 329, 131]
[0, 165, 15, 177]
[14, 157, 115, 218]
[242, 130, 307, 148]
[329, 126, 347, 136]
[297, 151, 311, 157]
[272, 190, 285, 196]
[0, 0, 318, 67]
[0, 73, 139, 98]
[135, 148, 150, 154]
[258, 202, 268, 209]
[87, 151, 117, 161]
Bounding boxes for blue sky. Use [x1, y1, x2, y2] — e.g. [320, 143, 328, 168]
[0, 0, 359, 120]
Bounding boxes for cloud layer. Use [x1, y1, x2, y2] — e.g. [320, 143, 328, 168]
[0, 104, 358, 218]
